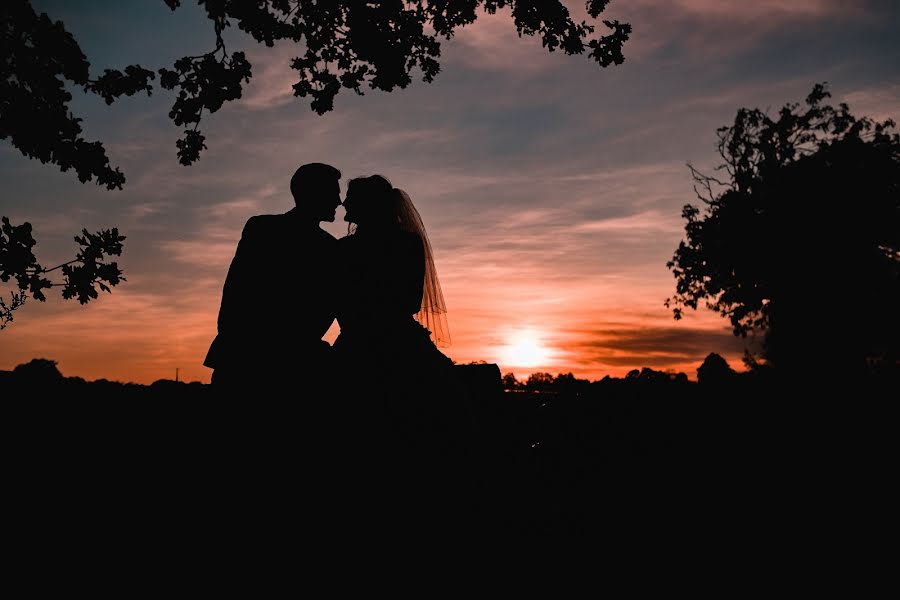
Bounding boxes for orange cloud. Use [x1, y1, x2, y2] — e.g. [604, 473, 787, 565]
[0, 284, 218, 384]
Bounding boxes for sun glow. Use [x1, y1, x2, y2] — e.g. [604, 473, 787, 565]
[499, 329, 553, 369]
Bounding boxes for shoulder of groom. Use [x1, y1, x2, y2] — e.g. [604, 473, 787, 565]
[242, 214, 277, 235]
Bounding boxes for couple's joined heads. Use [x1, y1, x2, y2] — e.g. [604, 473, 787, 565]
[292, 163, 399, 229]
[344, 175, 399, 231]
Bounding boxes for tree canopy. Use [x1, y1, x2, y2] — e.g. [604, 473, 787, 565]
[0, 217, 126, 329]
[2, 0, 630, 186]
[667, 84, 900, 374]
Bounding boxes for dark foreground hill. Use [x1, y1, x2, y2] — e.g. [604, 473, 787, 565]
[3, 358, 894, 543]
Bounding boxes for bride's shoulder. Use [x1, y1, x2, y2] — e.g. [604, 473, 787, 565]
[397, 230, 424, 251]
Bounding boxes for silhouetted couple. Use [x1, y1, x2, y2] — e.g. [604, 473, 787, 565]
[204, 162, 455, 395]
[203, 163, 471, 537]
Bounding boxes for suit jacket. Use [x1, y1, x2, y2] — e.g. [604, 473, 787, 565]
[204, 208, 337, 371]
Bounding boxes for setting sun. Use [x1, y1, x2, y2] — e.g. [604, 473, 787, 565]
[499, 329, 553, 369]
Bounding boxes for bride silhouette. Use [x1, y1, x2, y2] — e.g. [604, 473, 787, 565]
[335, 174, 451, 368]
[334, 174, 472, 534]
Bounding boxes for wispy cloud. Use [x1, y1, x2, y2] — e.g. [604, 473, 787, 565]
[446, 7, 568, 74]
[655, 0, 849, 18]
[159, 235, 241, 269]
[158, 184, 281, 268]
[617, 0, 864, 59]
[572, 210, 683, 235]
[239, 43, 300, 110]
[843, 83, 900, 122]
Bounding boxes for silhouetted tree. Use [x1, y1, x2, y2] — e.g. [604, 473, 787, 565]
[552, 372, 592, 394]
[501, 372, 520, 390]
[0, 217, 125, 329]
[697, 353, 736, 386]
[525, 372, 554, 390]
[3, 0, 631, 182]
[636, 367, 672, 383]
[13, 357, 63, 380]
[667, 84, 900, 375]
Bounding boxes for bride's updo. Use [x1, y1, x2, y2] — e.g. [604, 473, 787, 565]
[345, 174, 402, 232]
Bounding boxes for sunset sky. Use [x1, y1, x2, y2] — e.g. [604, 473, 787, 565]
[2, 0, 898, 384]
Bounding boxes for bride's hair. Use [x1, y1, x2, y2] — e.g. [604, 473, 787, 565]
[347, 174, 450, 346]
[345, 175, 394, 234]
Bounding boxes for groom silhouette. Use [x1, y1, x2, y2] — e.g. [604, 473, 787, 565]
[204, 162, 342, 389]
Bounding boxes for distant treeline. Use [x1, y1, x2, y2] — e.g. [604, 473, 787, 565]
[4, 351, 898, 398]
[0, 358, 210, 399]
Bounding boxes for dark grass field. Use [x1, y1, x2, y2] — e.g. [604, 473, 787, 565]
[4, 360, 895, 544]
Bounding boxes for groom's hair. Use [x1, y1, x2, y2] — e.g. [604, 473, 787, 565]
[291, 163, 341, 204]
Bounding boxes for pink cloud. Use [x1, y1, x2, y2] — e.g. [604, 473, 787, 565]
[442, 0, 857, 70]
[447, 7, 566, 73]
[658, 0, 847, 18]
[613, 0, 863, 59]
[572, 210, 684, 235]
[842, 83, 900, 123]
[239, 43, 300, 110]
